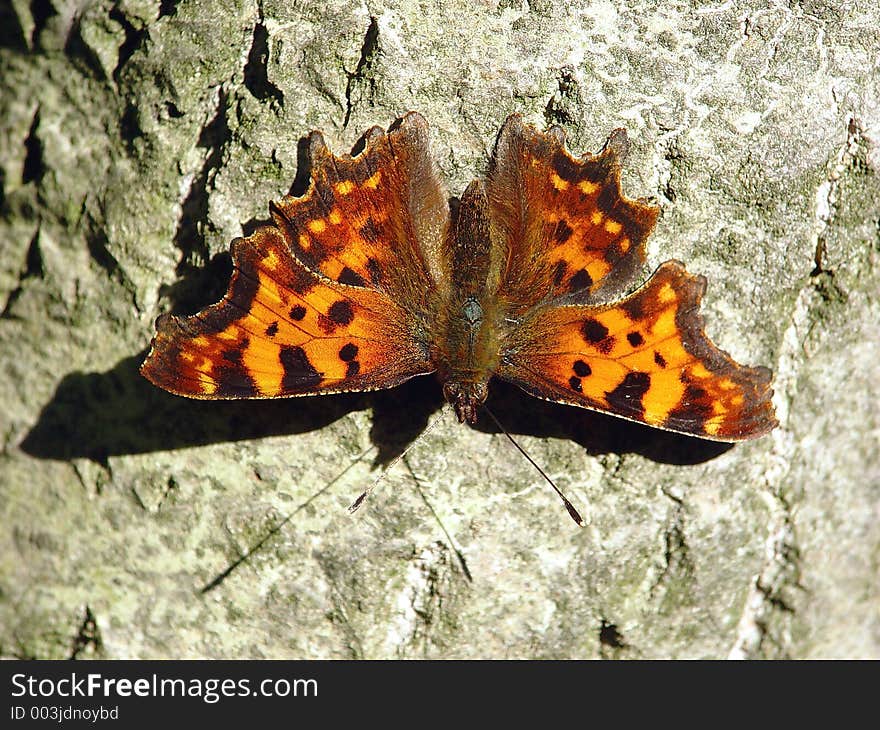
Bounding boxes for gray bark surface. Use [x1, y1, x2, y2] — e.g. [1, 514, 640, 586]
[1, 0, 878, 658]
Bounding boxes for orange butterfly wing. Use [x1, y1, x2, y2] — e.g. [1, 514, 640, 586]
[141, 115, 447, 399]
[486, 117, 776, 441]
[141, 226, 434, 398]
[498, 261, 777, 440]
[487, 115, 659, 305]
[272, 112, 450, 302]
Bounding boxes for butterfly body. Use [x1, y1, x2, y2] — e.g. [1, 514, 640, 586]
[429, 179, 509, 423]
[141, 113, 777, 442]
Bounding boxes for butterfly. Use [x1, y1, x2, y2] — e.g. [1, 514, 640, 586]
[141, 112, 777, 443]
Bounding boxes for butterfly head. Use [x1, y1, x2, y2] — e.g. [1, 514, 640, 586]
[443, 380, 489, 424]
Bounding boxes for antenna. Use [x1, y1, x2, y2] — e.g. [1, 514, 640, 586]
[348, 409, 447, 514]
[482, 404, 587, 527]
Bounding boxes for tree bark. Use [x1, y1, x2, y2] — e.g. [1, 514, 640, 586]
[1, 0, 878, 658]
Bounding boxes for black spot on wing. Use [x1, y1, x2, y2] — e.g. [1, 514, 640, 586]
[551, 150, 582, 182]
[213, 366, 259, 397]
[654, 351, 667, 368]
[664, 383, 712, 435]
[569, 376, 582, 392]
[289, 305, 306, 321]
[605, 371, 651, 417]
[327, 299, 354, 327]
[345, 360, 360, 378]
[582, 318, 608, 343]
[596, 180, 620, 216]
[329, 300, 354, 326]
[265, 321, 279, 337]
[338, 266, 367, 287]
[360, 218, 380, 243]
[280, 346, 321, 391]
[221, 344, 244, 364]
[573, 360, 592, 377]
[592, 177, 657, 252]
[554, 219, 573, 243]
[622, 295, 644, 321]
[581, 318, 613, 353]
[318, 300, 355, 334]
[569, 268, 593, 292]
[339, 343, 358, 361]
[366, 257, 382, 284]
[626, 331, 644, 347]
[214, 338, 258, 397]
[581, 153, 615, 184]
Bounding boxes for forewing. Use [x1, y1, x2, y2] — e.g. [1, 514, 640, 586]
[270, 112, 450, 305]
[498, 261, 777, 441]
[487, 115, 659, 307]
[140, 225, 434, 399]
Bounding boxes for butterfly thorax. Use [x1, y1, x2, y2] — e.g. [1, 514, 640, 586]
[430, 179, 508, 424]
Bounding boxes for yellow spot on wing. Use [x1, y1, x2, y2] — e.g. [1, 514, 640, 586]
[691, 363, 712, 379]
[652, 309, 677, 340]
[308, 219, 327, 234]
[591, 211, 603, 225]
[586, 258, 612, 283]
[334, 180, 354, 195]
[620, 347, 660, 372]
[579, 181, 598, 195]
[604, 219, 622, 235]
[364, 171, 382, 189]
[618, 236, 631, 253]
[642, 370, 686, 425]
[658, 283, 677, 303]
[573, 357, 627, 394]
[328, 210, 342, 225]
[298, 234, 311, 250]
[264, 249, 280, 270]
[242, 337, 282, 396]
[551, 173, 569, 191]
[306, 340, 347, 382]
[597, 308, 632, 338]
[321, 258, 346, 282]
[653, 340, 690, 369]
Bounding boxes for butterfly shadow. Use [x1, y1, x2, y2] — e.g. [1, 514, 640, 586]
[13, 351, 345, 463]
[17, 348, 447, 466]
[19, 355, 728, 468]
[477, 380, 733, 466]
